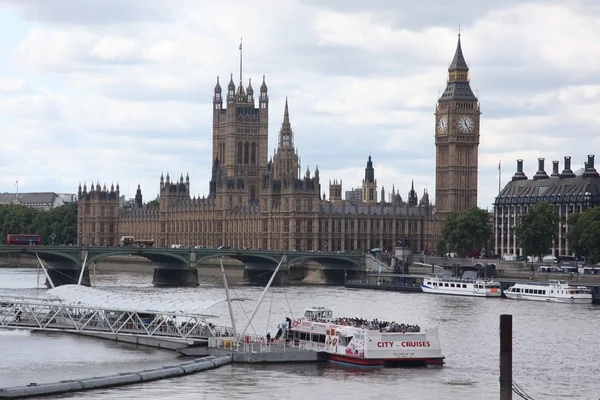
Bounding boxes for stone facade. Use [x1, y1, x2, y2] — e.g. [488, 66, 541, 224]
[494, 156, 600, 257]
[77, 36, 478, 254]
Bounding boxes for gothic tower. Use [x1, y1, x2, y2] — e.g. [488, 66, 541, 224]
[435, 33, 480, 222]
[212, 72, 269, 204]
[271, 98, 300, 187]
[362, 155, 377, 204]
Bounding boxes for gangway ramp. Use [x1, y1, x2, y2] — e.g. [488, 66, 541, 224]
[0, 285, 233, 343]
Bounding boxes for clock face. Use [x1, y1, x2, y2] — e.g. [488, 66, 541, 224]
[283, 135, 290, 146]
[437, 115, 448, 135]
[458, 115, 475, 133]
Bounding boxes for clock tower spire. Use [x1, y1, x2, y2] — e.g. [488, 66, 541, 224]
[435, 32, 480, 225]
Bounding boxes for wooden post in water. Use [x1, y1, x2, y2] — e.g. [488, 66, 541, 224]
[500, 314, 512, 400]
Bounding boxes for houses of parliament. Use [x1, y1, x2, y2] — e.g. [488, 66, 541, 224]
[77, 35, 481, 253]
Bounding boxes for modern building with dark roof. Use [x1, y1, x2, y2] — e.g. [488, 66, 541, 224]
[0, 192, 66, 210]
[493, 155, 600, 257]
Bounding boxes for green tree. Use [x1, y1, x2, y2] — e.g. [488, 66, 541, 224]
[146, 199, 160, 209]
[441, 207, 492, 256]
[567, 206, 600, 263]
[515, 201, 559, 262]
[0, 203, 77, 245]
[436, 238, 448, 257]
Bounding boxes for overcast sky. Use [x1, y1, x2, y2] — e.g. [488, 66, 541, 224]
[1, 0, 599, 210]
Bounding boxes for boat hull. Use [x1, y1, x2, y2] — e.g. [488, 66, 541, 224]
[504, 293, 592, 303]
[420, 285, 501, 297]
[327, 353, 444, 368]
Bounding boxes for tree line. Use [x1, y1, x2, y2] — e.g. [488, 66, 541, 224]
[439, 202, 600, 264]
[0, 203, 77, 245]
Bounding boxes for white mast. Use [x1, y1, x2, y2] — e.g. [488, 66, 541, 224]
[241, 257, 284, 336]
[220, 257, 237, 337]
[77, 251, 88, 286]
[35, 253, 55, 289]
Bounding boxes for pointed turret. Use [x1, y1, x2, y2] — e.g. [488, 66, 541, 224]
[448, 33, 469, 72]
[364, 155, 375, 183]
[247, 78, 254, 103]
[213, 76, 223, 106]
[214, 76, 222, 94]
[408, 180, 418, 207]
[260, 75, 268, 93]
[227, 74, 235, 100]
[259, 75, 268, 106]
[362, 155, 377, 204]
[419, 189, 430, 207]
[438, 33, 477, 101]
[134, 184, 142, 207]
[278, 97, 294, 149]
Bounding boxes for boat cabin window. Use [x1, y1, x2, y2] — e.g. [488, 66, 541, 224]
[338, 335, 352, 346]
[463, 284, 467, 288]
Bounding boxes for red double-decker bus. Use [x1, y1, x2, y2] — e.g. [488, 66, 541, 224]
[6, 234, 42, 245]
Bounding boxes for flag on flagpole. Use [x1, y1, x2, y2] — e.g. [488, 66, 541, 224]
[239, 39, 242, 50]
[498, 160, 501, 170]
[14, 179, 18, 186]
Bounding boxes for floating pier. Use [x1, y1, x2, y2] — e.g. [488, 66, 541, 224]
[0, 355, 231, 399]
[179, 336, 325, 363]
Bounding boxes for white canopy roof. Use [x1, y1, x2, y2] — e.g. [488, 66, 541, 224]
[46, 285, 231, 317]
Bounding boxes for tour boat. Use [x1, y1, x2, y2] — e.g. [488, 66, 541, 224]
[420, 275, 501, 297]
[285, 307, 444, 367]
[504, 280, 592, 303]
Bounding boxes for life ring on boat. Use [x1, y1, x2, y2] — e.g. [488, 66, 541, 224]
[292, 318, 301, 327]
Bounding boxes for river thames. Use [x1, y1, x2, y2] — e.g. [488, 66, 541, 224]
[1, 267, 599, 399]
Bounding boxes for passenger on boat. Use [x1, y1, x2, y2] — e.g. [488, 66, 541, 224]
[275, 325, 283, 340]
[333, 317, 420, 333]
[266, 332, 271, 342]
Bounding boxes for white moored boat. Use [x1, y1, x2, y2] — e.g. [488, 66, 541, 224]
[420, 275, 501, 297]
[504, 280, 592, 303]
[286, 307, 444, 367]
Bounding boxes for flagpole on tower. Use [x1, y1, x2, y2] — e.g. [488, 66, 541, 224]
[498, 159, 501, 195]
[239, 38, 243, 83]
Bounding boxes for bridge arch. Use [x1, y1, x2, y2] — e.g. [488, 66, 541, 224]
[286, 254, 363, 269]
[0, 247, 81, 265]
[86, 249, 189, 268]
[195, 251, 283, 269]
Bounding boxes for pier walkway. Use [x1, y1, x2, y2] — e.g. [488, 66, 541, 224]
[0, 294, 231, 344]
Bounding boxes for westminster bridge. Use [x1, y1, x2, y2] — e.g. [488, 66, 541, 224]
[0, 245, 365, 287]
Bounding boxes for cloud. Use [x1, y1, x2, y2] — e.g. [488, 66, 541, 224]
[0, 78, 29, 94]
[0, 0, 600, 213]
[0, 0, 179, 25]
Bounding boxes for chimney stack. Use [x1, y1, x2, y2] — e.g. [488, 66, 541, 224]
[511, 159, 528, 181]
[551, 161, 560, 177]
[533, 158, 549, 180]
[560, 156, 576, 178]
[582, 154, 599, 178]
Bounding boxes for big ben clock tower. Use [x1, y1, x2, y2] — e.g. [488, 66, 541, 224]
[435, 32, 480, 225]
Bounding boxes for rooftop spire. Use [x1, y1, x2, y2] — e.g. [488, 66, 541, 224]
[449, 30, 469, 72]
[239, 38, 243, 83]
[278, 97, 293, 149]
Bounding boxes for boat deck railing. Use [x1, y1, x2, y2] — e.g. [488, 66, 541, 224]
[426, 275, 500, 284]
[209, 334, 316, 353]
